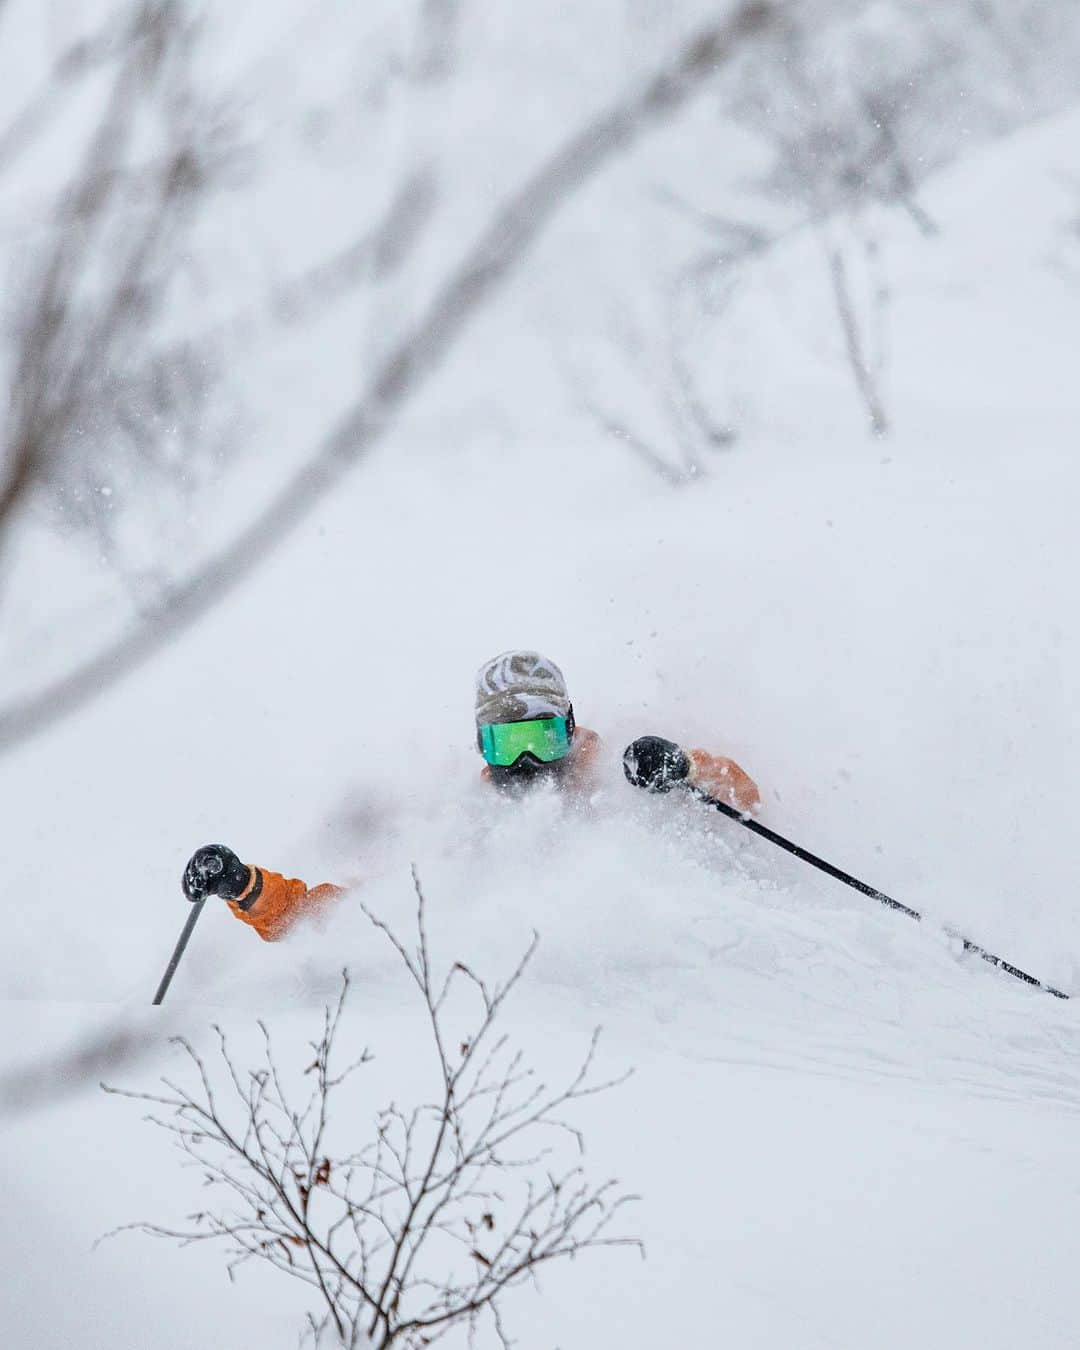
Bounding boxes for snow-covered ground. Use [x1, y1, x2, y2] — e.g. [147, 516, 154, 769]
[2, 17, 1080, 1347]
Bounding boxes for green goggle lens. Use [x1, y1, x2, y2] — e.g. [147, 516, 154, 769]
[479, 716, 572, 767]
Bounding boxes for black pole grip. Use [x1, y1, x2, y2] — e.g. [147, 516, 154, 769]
[622, 736, 691, 792]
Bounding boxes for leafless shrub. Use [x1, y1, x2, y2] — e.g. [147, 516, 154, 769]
[660, 0, 1080, 439]
[600, 5, 947, 461]
[103, 872, 639, 1348]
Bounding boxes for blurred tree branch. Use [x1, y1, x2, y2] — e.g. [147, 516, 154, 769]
[825, 239, 889, 436]
[270, 165, 440, 326]
[413, 0, 462, 82]
[0, 13, 123, 178]
[1, 1021, 155, 1118]
[0, 0, 784, 755]
[0, 0, 236, 580]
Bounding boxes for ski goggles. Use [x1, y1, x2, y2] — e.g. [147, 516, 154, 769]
[477, 715, 573, 767]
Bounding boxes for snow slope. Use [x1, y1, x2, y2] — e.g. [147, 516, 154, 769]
[2, 47, 1080, 1350]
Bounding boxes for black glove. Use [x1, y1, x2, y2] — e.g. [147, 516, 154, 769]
[182, 844, 252, 902]
[623, 736, 691, 793]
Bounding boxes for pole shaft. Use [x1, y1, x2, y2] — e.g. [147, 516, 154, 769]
[153, 899, 206, 1005]
[689, 787, 1068, 1000]
[691, 787, 922, 919]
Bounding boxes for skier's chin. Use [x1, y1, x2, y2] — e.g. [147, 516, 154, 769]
[488, 756, 570, 796]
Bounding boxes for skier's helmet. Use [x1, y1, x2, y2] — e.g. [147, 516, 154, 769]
[474, 650, 575, 784]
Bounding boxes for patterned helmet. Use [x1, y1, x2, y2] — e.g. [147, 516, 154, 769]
[475, 650, 571, 726]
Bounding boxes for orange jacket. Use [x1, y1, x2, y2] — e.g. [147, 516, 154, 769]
[227, 869, 345, 943]
[229, 730, 759, 942]
[686, 748, 760, 814]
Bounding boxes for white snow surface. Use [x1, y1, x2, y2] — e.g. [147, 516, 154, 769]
[3, 23, 1080, 1349]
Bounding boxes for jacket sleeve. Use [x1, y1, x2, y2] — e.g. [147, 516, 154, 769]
[226, 867, 346, 942]
[686, 749, 761, 814]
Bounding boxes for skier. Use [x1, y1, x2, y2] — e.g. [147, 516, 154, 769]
[181, 649, 760, 941]
[472, 650, 758, 809]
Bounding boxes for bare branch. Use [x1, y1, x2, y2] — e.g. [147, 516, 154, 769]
[825, 242, 888, 437]
[270, 165, 440, 326]
[579, 398, 693, 487]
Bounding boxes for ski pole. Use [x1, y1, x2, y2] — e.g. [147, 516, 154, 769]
[623, 737, 1069, 1001]
[152, 898, 206, 1005]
